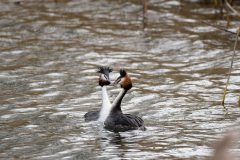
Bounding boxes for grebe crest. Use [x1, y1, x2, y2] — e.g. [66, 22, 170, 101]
[98, 66, 112, 75]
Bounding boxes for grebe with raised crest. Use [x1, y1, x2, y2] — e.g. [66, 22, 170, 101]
[104, 69, 146, 132]
[84, 66, 112, 122]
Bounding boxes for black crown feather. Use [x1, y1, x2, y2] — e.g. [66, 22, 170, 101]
[119, 69, 126, 77]
[97, 66, 112, 75]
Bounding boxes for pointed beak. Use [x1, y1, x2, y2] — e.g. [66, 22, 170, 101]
[112, 76, 121, 86]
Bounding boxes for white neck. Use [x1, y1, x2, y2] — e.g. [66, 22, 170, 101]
[98, 86, 111, 122]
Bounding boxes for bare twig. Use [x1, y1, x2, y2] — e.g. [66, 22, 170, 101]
[221, 26, 240, 106]
[200, 20, 237, 35]
[142, 0, 147, 30]
[224, 0, 240, 17]
[239, 93, 240, 107]
[142, 0, 147, 15]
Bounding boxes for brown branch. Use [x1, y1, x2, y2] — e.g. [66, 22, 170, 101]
[142, 0, 148, 30]
[224, 0, 240, 17]
[221, 27, 240, 106]
[200, 20, 237, 35]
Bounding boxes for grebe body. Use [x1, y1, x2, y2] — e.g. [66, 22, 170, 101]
[84, 67, 112, 122]
[84, 110, 99, 121]
[104, 111, 145, 132]
[104, 69, 145, 132]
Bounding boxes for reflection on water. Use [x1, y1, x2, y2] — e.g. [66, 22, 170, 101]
[0, 0, 240, 159]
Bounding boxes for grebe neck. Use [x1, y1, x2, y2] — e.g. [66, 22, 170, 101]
[110, 89, 128, 113]
[98, 86, 111, 122]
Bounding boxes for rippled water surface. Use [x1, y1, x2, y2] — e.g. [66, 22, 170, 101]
[1, 0, 240, 159]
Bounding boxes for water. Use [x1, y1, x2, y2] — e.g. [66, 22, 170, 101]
[1, 0, 240, 159]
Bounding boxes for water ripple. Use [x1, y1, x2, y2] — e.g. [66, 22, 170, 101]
[0, 0, 240, 160]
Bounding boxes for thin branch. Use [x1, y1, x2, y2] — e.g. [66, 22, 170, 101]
[142, 0, 148, 30]
[200, 20, 237, 35]
[221, 26, 240, 106]
[224, 0, 240, 17]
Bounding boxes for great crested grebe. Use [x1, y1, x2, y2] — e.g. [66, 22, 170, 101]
[104, 69, 146, 132]
[84, 66, 112, 122]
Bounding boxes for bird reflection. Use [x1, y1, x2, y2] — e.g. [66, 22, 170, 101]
[109, 132, 124, 145]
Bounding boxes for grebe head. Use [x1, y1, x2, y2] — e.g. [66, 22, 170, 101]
[113, 69, 132, 90]
[98, 66, 112, 87]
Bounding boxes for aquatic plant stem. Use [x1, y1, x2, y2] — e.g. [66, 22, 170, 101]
[239, 93, 240, 107]
[221, 26, 240, 106]
[225, 0, 240, 18]
[142, 0, 147, 30]
[200, 20, 237, 35]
